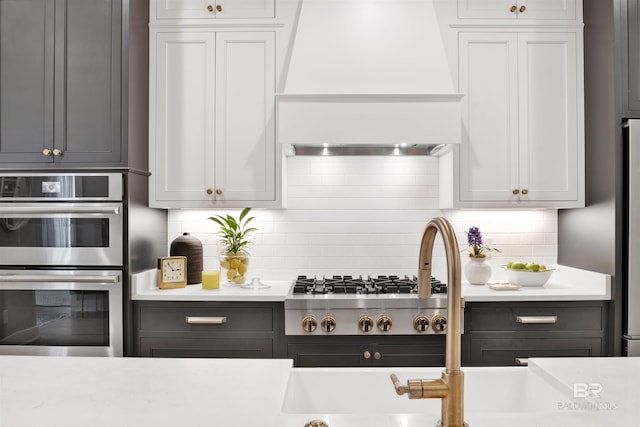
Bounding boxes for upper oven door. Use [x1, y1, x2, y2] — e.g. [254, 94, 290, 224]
[0, 203, 123, 266]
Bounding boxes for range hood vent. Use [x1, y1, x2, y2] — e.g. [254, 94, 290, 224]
[277, 0, 462, 155]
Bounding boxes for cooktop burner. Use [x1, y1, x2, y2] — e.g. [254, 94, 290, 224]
[292, 275, 447, 295]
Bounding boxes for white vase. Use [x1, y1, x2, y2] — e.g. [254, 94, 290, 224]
[464, 257, 492, 285]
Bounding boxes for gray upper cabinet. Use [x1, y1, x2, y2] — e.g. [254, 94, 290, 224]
[627, 0, 640, 116]
[0, 0, 123, 166]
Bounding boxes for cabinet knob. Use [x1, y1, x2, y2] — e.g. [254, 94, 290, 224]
[206, 188, 213, 195]
[207, 4, 213, 12]
[52, 148, 63, 156]
[510, 5, 517, 12]
[374, 351, 381, 360]
[519, 5, 526, 13]
[42, 148, 53, 156]
[521, 188, 529, 195]
[216, 4, 222, 12]
[363, 350, 371, 359]
[512, 189, 520, 195]
[215, 188, 223, 195]
[515, 357, 529, 366]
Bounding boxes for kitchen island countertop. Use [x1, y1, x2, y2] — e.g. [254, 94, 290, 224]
[0, 355, 637, 427]
[132, 265, 611, 302]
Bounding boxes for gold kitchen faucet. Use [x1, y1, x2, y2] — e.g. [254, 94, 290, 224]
[390, 216, 467, 427]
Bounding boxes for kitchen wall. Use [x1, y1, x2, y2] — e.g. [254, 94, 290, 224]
[169, 156, 558, 281]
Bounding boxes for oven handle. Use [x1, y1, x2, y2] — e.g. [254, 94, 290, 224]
[0, 275, 120, 284]
[0, 206, 120, 215]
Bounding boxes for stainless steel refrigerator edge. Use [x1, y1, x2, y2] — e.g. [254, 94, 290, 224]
[625, 119, 640, 355]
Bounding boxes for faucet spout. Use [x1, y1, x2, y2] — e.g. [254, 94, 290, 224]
[391, 216, 467, 427]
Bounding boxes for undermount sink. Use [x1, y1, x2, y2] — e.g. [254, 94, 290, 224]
[282, 366, 571, 415]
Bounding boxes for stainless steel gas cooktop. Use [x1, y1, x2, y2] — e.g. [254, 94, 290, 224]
[284, 274, 455, 336]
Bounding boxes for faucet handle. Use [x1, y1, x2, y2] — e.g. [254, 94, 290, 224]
[390, 374, 423, 399]
[390, 373, 450, 399]
[390, 373, 409, 395]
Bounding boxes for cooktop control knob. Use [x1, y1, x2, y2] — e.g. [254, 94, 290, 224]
[358, 315, 374, 333]
[321, 315, 336, 333]
[302, 315, 317, 333]
[432, 314, 447, 333]
[413, 315, 430, 333]
[377, 315, 393, 332]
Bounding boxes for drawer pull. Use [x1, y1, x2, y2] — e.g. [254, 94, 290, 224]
[185, 316, 227, 325]
[515, 358, 529, 366]
[516, 315, 557, 324]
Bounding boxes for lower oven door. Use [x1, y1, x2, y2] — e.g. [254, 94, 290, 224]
[0, 203, 123, 266]
[0, 270, 122, 356]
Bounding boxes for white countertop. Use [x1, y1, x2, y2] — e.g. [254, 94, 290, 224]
[461, 265, 612, 302]
[131, 269, 292, 301]
[132, 265, 611, 302]
[0, 355, 637, 427]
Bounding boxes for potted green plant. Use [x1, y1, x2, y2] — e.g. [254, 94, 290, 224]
[208, 207, 257, 284]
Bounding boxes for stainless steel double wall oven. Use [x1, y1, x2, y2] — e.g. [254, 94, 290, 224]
[0, 173, 130, 356]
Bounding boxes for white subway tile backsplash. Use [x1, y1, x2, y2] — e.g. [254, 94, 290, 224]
[168, 157, 558, 281]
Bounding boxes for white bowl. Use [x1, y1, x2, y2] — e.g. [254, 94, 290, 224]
[502, 266, 555, 287]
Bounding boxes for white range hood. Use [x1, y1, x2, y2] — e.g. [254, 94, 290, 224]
[277, 0, 462, 154]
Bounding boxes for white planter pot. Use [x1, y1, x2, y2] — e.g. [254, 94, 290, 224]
[464, 257, 492, 285]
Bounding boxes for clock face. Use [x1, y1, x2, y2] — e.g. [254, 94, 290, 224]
[161, 258, 186, 282]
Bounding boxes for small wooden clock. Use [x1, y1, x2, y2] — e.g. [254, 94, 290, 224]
[158, 256, 188, 289]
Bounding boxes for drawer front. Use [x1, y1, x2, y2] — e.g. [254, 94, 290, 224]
[141, 337, 273, 358]
[467, 303, 605, 332]
[139, 305, 274, 333]
[469, 337, 603, 366]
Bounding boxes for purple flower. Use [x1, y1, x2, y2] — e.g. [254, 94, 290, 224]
[464, 226, 499, 258]
[467, 226, 483, 247]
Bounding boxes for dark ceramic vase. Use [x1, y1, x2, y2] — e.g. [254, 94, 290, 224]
[170, 232, 203, 284]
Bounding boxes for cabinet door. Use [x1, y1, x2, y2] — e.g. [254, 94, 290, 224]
[288, 343, 367, 367]
[153, 0, 274, 20]
[628, 0, 640, 113]
[455, 31, 582, 207]
[56, 0, 122, 164]
[214, 32, 275, 201]
[371, 342, 446, 367]
[517, 32, 580, 202]
[150, 31, 216, 204]
[458, 32, 520, 202]
[457, 0, 577, 20]
[0, 0, 55, 163]
[468, 337, 602, 366]
[0, 0, 121, 166]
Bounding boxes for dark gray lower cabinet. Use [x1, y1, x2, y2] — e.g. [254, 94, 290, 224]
[287, 336, 446, 367]
[133, 301, 284, 358]
[462, 301, 609, 366]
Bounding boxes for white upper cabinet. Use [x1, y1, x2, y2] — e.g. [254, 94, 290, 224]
[152, 0, 275, 21]
[149, 30, 277, 208]
[457, 0, 579, 21]
[441, 30, 584, 209]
